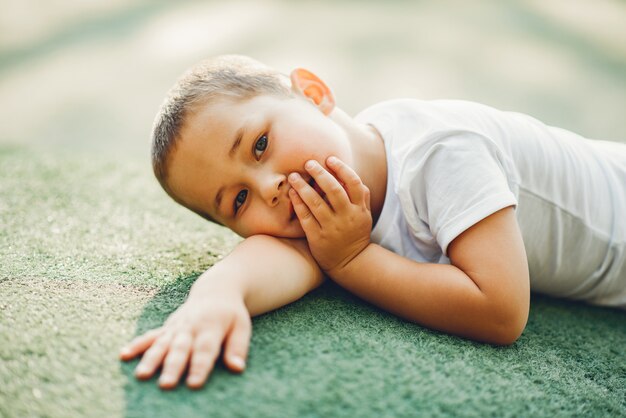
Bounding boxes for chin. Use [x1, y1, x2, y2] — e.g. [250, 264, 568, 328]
[242, 225, 305, 239]
[275, 224, 306, 239]
[274, 230, 306, 239]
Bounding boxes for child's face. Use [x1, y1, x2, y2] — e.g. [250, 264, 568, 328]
[167, 93, 353, 238]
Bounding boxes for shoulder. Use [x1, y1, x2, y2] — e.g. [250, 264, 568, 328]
[356, 99, 507, 148]
[398, 130, 509, 177]
[355, 98, 423, 117]
[396, 130, 520, 255]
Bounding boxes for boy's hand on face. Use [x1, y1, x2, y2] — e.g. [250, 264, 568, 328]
[119, 287, 251, 390]
[288, 156, 372, 278]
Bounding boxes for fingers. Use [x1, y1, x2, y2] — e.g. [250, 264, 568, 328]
[119, 328, 163, 361]
[222, 314, 252, 374]
[123, 312, 251, 390]
[134, 332, 174, 380]
[158, 332, 193, 389]
[186, 331, 222, 389]
[288, 172, 327, 227]
[302, 160, 350, 211]
[289, 187, 319, 235]
[326, 156, 367, 205]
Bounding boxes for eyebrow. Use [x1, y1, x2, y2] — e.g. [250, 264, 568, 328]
[228, 126, 245, 159]
[214, 125, 247, 217]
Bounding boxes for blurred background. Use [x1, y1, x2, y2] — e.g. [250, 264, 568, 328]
[2, 3, 626, 416]
[1, 0, 625, 162]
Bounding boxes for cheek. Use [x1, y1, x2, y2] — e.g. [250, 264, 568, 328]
[279, 136, 339, 169]
[274, 116, 350, 170]
[242, 205, 280, 229]
[306, 126, 351, 164]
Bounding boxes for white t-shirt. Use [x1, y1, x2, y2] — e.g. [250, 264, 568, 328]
[355, 99, 626, 309]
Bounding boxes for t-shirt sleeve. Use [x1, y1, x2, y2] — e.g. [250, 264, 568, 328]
[403, 131, 519, 257]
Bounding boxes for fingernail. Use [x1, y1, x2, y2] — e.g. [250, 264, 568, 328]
[289, 173, 299, 182]
[231, 356, 246, 369]
[120, 347, 130, 356]
[135, 365, 149, 375]
[328, 156, 337, 164]
[305, 160, 315, 170]
[159, 375, 173, 385]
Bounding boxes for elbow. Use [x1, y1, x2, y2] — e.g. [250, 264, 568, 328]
[492, 321, 525, 346]
[488, 300, 529, 346]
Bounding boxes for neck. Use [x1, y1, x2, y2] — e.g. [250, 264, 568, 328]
[330, 108, 387, 227]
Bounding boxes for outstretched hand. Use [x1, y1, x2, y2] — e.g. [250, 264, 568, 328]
[119, 288, 251, 390]
[288, 156, 372, 278]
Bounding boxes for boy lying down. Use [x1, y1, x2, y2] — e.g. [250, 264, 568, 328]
[120, 55, 626, 389]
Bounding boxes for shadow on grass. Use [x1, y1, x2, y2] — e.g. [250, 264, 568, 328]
[121, 276, 626, 418]
[119, 277, 380, 418]
[120, 273, 271, 418]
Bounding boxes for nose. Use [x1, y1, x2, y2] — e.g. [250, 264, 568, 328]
[258, 172, 287, 207]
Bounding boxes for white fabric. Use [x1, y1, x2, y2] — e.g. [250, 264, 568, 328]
[355, 99, 626, 309]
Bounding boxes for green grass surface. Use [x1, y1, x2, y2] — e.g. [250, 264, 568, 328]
[2, 1, 626, 416]
[2, 146, 625, 417]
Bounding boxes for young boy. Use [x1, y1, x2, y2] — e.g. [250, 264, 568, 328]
[119, 55, 626, 390]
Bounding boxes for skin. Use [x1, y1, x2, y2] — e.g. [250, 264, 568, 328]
[120, 67, 530, 390]
[165, 68, 388, 239]
[120, 234, 324, 390]
[119, 68, 388, 390]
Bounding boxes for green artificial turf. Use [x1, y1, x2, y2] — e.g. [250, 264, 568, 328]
[1, 146, 625, 418]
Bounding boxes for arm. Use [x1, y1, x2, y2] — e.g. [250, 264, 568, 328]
[329, 206, 530, 345]
[188, 234, 325, 317]
[288, 157, 529, 346]
[120, 234, 324, 389]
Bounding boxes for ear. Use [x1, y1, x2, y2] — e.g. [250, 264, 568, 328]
[290, 68, 335, 115]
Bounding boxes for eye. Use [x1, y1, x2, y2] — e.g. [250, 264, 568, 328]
[234, 189, 247, 214]
[254, 134, 268, 160]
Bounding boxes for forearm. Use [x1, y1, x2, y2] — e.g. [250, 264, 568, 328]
[330, 243, 514, 345]
[188, 234, 325, 317]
